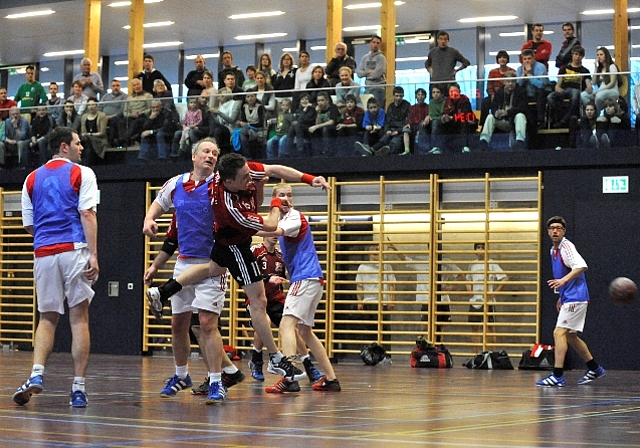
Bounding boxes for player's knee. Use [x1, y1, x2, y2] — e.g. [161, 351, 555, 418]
[198, 311, 219, 334]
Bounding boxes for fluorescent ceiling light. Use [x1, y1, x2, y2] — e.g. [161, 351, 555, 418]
[345, 2, 404, 9]
[142, 41, 183, 48]
[229, 11, 285, 19]
[310, 46, 327, 51]
[582, 7, 640, 15]
[395, 56, 425, 62]
[114, 60, 129, 65]
[235, 33, 287, 40]
[499, 30, 553, 37]
[459, 15, 518, 23]
[109, 0, 162, 6]
[282, 47, 298, 52]
[43, 49, 85, 57]
[6, 9, 55, 19]
[185, 53, 219, 59]
[114, 76, 129, 81]
[343, 24, 399, 31]
[489, 50, 522, 56]
[40, 67, 49, 72]
[123, 21, 174, 29]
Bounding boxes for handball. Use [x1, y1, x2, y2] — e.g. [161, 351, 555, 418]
[609, 277, 637, 306]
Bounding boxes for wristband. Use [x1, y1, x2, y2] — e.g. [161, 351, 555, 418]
[301, 173, 315, 185]
[270, 197, 284, 210]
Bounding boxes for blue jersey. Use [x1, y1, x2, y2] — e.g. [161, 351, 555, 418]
[173, 172, 215, 258]
[278, 208, 323, 283]
[550, 237, 589, 304]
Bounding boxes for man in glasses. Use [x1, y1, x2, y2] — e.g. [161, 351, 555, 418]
[325, 42, 357, 87]
[536, 216, 606, 387]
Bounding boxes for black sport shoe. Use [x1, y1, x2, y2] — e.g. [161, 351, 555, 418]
[268, 356, 307, 381]
[221, 370, 246, 388]
[312, 376, 342, 392]
[191, 376, 210, 395]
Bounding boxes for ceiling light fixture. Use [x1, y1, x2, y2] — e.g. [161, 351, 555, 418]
[488, 50, 522, 56]
[6, 9, 55, 19]
[142, 41, 183, 48]
[342, 24, 401, 32]
[582, 7, 640, 15]
[282, 47, 299, 52]
[310, 46, 327, 51]
[229, 11, 285, 19]
[498, 30, 553, 37]
[235, 33, 287, 40]
[109, 0, 162, 7]
[43, 50, 85, 57]
[185, 53, 220, 60]
[345, 1, 404, 9]
[123, 21, 174, 29]
[459, 15, 518, 23]
[114, 60, 129, 65]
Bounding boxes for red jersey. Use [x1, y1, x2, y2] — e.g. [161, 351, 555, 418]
[252, 243, 286, 304]
[211, 161, 266, 246]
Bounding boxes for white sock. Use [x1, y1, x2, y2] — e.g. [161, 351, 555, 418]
[31, 364, 45, 377]
[72, 377, 85, 392]
[222, 365, 238, 374]
[269, 352, 283, 364]
[208, 372, 221, 383]
[299, 354, 310, 362]
[175, 365, 188, 379]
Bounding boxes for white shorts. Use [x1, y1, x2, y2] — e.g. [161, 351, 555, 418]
[170, 258, 228, 315]
[282, 279, 323, 327]
[34, 248, 95, 314]
[556, 302, 588, 333]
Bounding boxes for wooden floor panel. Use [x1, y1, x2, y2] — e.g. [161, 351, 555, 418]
[1, 351, 639, 447]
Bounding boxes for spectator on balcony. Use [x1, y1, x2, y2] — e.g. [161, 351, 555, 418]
[254, 71, 276, 121]
[136, 53, 172, 95]
[289, 92, 316, 157]
[305, 66, 333, 105]
[218, 51, 245, 90]
[357, 35, 387, 108]
[308, 91, 339, 157]
[185, 55, 208, 98]
[236, 92, 265, 159]
[580, 47, 620, 112]
[122, 78, 153, 145]
[516, 48, 550, 129]
[73, 58, 104, 99]
[14, 65, 47, 118]
[555, 22, 581, 70]
[258, 53, 277, 79]
[266, 98, 294, 159]
[0, 106, 31, 169]
[547, 45, 592, 129]
[67, 80, 88, 116]
[425, 31, 470, 96]
[520, 23, 552, 69]
[595, 97, 630, 149]
[29, 105, 56, 166]
[325, 42, 357, 87]
[408, 88, 431, 154]
[80, 98, 108, 166]
[334, 66, 362, 108]
[243, 65, 258, 91]
[355, 96, 387, 156]
[137, 99, 177, 162]
[336, 94, 364, 150]
[0, 86, 18, 121]
[273, 52, 296, 99]
[431, 83, 475, 154]
[479, 50, 515, 127]
[99, 79, 127, 147]
[46, 82, 64, 123]
[478, 73, 528, 151]
[58, 101, 81, 134]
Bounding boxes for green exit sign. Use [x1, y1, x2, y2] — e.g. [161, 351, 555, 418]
[602, 176, 629, 193]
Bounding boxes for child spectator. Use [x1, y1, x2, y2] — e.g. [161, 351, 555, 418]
[596, 98, 630, 149]
[355, 96, 387, 156]
[431, 82, 475, 153]
[336, 94, 364, 149]
[427, 85, 445, 153]
[288, 93, 317, 157]
[266, 98, 294, 159]
[243, 65, 257, 91]
[408, 88, 430, 154]
[577, 102, 598, 149]
[178, 97, 202, 154]
[236, 92, 265, 159]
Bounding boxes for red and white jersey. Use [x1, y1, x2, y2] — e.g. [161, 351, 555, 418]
[252, 242, 286, 304]
[212, 161, 267, 246]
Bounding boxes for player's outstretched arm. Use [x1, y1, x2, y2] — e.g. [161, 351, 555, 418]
[264, 164, 330, 190]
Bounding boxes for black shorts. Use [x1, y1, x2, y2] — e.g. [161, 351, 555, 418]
[246, 300, 285, 328]
[420, 303, 451, 322]
[210, 239, 263, 287]
[468, 304, 496, 323]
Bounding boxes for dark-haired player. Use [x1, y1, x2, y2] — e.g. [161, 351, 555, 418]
[536, 216, 606, 387]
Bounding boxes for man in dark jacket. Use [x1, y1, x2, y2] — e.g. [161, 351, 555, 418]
[137, 100, 178, 162]
[478, 73, 528, 151]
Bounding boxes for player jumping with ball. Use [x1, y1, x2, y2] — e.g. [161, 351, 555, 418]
[536, 216, 606, 387]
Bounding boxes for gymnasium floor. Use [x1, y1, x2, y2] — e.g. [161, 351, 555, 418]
[1, 350, 639, 447]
